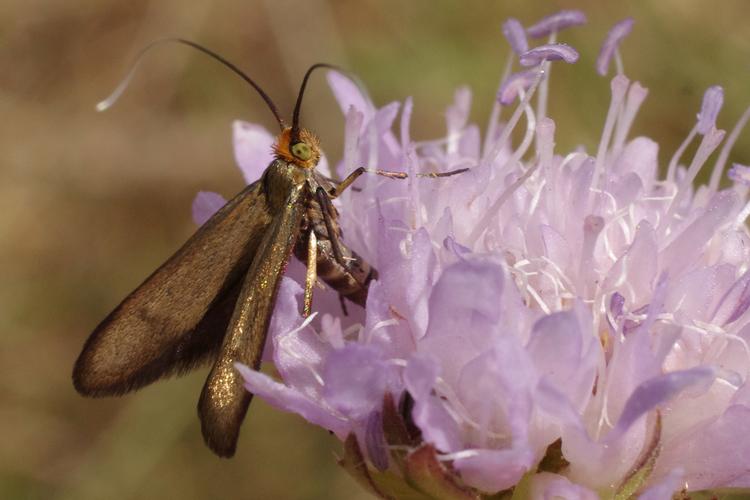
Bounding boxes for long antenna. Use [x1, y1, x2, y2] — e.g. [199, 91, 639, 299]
[290, 62, 342, 142]
[97, 38, 285, 131]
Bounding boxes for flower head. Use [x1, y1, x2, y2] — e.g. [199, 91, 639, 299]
[197, 9, 750, 499]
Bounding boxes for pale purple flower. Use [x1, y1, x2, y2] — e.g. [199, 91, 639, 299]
[195, 10, 750, 499]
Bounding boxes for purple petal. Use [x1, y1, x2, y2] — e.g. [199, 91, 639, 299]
[528, 472, 599, 500]
[316, 153, 332, 179]
[232, 121, 275, 184]
[660, 190, 737, 277]
[568, 156, 595, 219]
[420, 258, 507, 386]
[191, 191, 226, 226]
[502, 18, 528, 54]
[404, 354, 440, 400]
[602, 220, 658, 306]
[268, 279, 333, 389]
[596, 18, 634, 76]
[607, 366, 716, 442]
[403, 228, 438, 340]
[497, 69, 538, 105]
[613, 136, 658, 183]
[527, 306, 597, 409]
[526, 10, 587, 38]
[412, 395, 463, 453]
[322, 344, 392, 420]
[236, 363, 350, 437]
[540, 224, 571, 269]
[362, 280, 414, 358]
[528, 312, 583, 378]
[663, 266, 734, 328]
[446, 86, 471, 136]
[427, 259, 504, 328]
[453, 447, 536, 493]
[373, 226, 436, 345]
[268, 277, 303, 340]
[327, 70, 373, 121]
[604, 275, 671, 426]
[456, 339, 536, 440]
[342, 105, 364, 173]
[400, 96, 414, 147]
[535, 380, 604, 469]
[364, 410, 389, 471]
[696, 85, 724, 134]
[639, 469, 685, 500]
[712, 270, 750, 325]
[519, 43, 579, 67]
[728, 163, 750, 186]
[657, 404, 750, 489]
[374, 101, 401, 135]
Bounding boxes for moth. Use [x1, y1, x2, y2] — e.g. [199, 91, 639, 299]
[73, 40, 464, 458]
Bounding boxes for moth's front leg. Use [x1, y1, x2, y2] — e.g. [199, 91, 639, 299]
[327, 166, 469, 198]
[328, 167, 406, 198]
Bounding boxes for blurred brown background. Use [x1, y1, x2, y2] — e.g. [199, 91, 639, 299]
[2, 0, 750, 498]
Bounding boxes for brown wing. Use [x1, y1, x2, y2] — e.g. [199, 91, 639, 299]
[198, 183, 305, 457]
[73, 180, 274, 396]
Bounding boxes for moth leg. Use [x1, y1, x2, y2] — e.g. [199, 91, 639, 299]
[316, 187, 346, 269]
[303, 230, 317, 317]
[417, 168, 470, 178]
[328, 167, 404, 198]
[328, 166, 469, 198]
[321, 172, 362, 193]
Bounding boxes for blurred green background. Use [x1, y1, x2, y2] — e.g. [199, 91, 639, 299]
[2, 0, 750, 498]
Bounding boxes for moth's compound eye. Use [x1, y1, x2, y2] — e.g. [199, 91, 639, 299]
[291, 142, 312, 161]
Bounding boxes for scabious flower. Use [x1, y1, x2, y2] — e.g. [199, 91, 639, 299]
[196, 11, 750, 499]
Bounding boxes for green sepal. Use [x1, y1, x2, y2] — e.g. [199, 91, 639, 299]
[338, 433, 391, 499]
[508, 472, 534, 500]
[370, 470, 436, 500]
[338, 432, 443, 500]
[613, 413, 662, 500]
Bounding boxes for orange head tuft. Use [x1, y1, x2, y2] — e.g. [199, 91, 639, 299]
[273, 127, 321, 169]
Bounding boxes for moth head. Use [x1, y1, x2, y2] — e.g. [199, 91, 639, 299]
[274, 127, 321, 169]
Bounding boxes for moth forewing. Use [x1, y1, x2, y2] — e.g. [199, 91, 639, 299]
[199, 179, 306, 457]
[73, 181, 273, 396]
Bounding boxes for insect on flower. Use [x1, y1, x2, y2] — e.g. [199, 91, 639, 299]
[72, 39, 465, 458]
